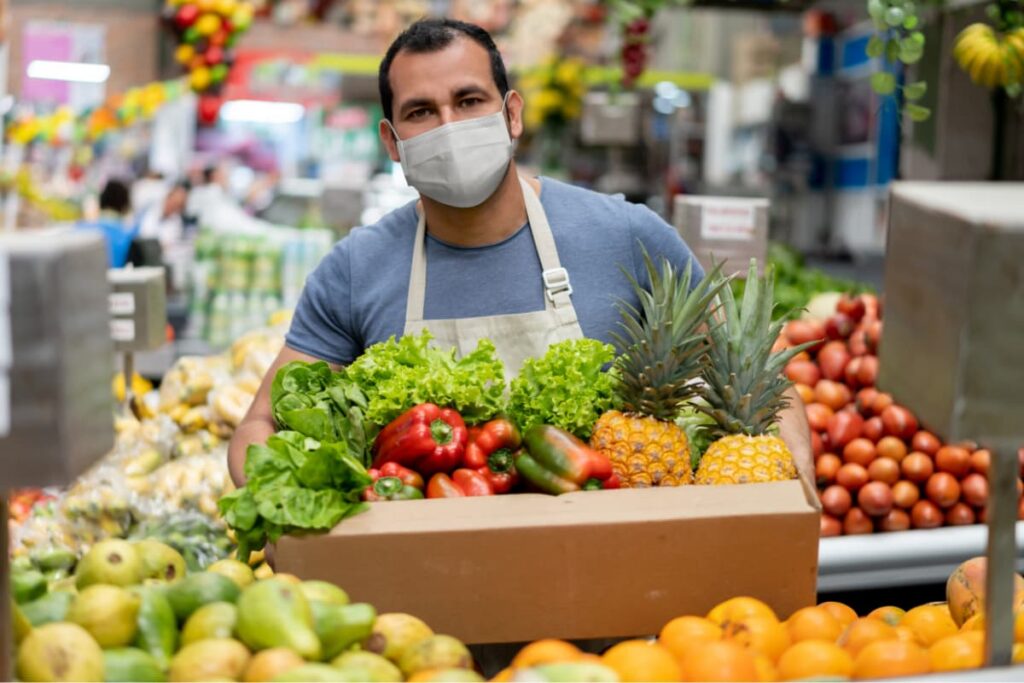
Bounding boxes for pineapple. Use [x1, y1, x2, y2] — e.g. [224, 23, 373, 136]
[590, 252, 726, 487]
[694, 259, 808, 485]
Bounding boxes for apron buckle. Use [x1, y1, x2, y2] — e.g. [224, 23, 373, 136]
[542, 267, 572, 301]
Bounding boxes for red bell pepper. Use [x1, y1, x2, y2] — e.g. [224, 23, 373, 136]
[363, 463, 425, 501]
[584, 473, 622, 490]
[463, 418, 521, 469]
[476, 448, 519, 494]
[426, 469, 494, 498]
[372, 403, 468, 475]
[523, 425, 615, 486]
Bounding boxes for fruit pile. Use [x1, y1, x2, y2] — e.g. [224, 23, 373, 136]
[12, 538, 479, 683]
[496, 557, 1022, 682]
[163, 0, 255, 93]
[953, 23, 1024, 91]
[777, 293, 1024, 536]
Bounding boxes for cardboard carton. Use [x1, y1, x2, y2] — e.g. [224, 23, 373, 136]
[879, 182, 1024, 443]
[674, 196, 769, 278]
[277, 477, 820, 644]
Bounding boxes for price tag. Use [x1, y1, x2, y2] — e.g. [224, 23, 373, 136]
[110, 318, 136, 343]
[700, 201, 757, 241]
[109, 292, 135, 315]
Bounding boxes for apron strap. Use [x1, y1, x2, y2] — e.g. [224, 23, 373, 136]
[404, 175, 575, 323]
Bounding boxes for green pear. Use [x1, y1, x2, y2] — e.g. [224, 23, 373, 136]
[16, 623, 104, 682]
[76, 539, 144, 588]
[236, 579, 321, 660]
[134, 539, 187, 582]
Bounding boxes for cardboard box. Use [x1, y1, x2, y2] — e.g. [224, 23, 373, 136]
[878, 182, 1024, 443]
[674, 195, 769, 278]
[277, 478, 820, 644]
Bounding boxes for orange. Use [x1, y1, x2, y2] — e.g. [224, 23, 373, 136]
[786, 606, 843, 643]
[929, 631, 984, 672]
[1014, 643, 1024, 664]
[659, 616, 722, 663]
[868, 605, 907, 627]
[490, 668, 513, 682]
[853, 639, 931, 679]
[511, 639, 581, 668]
[708, 597, 779, 628]
[838, 618, 898, 657]
[680, 640, 758, 682]
[818, 601, 858, 628]
[894, 626, 919, 643]
[602, 639, 681, 683]
[961, 614, 985, 632]
[902, 603, 958, 646]
[777, 640, 854, 680]
[753, 655, 777, 681]
[723, 616, 791, 662]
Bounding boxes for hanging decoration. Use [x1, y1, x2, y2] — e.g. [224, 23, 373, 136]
[5, 79, 189, 147]
[605, 0, 686, 89]
[162, 0, 255, 94]
[952, 0, 1024, 95]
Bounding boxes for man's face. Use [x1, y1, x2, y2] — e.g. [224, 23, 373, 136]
[380, 36, 523, 163]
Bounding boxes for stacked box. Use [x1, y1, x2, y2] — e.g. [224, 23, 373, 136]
[674, 195, 769, 277]
[0, 230, 114, 487]
[878, 182, 1024, 443]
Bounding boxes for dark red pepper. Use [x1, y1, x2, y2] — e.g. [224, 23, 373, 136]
[372, 403, 468, 475]
[426, 469, 494, 498]
[476, 448, 519, 494]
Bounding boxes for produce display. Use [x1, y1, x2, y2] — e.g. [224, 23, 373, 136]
[11, 538, 480, 682]
[223, 257, 812, 555]
[493, 557, 1023, 682]
[779, 292, 1024, 535]
[10, 325, 286, 570]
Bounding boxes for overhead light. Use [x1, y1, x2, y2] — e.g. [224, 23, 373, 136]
[220, 100, 305, 124]
[26, 60, 110, 83]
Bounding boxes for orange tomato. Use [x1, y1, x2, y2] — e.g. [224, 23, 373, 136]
[707, 597, 778, 628]
[680, 640, 758, 682]
[818, 601, 858, 628]
[929, 632, 984, 672]
[777, 640, 854, 680]
[839, 618, 899, 657]
[867, 605, 907, 627]
[786, 607, 843, 643]
[723, 616, 791, 662]
[853, 639, 931, 679]
[602, 640, 681, 683]
[902, 603, 958, 647]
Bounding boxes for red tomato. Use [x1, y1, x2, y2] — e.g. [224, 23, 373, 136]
[876, 436, 908, 463]
[857, 355, 879, 387]
[970, 449, 991, 476]
[845, 357, 865, 389]
[836, 463, 869, 492]
[843, 507, 874, 535]
[935, 446, 971, 478]
[926, 472, 961, 508]
[901, 452, 935, 484]
[911, 500, 944, 529]
[795, 383, 816, 405]
[892, 480, 921, 509]
[856, 388, 880, 416]
[872, 392, 895, 416]
[828, 411, 864, 449]
[945, 502, 976, 526]
[837, 294, 867, 322]
[816, 379, 853, 411]
[844, 438, 878, 467]
[786, 360, 822, 386]
[821, 514, 843, 537]
[858, 481, 894, 517]
[878, 508, 911, 532]
[818, 342, 852, 382]
[863, 417, 885, 443]
[821, 485, 853, 517]
[786, 319, 826, 348]
[811, 431, 824, 457]
[825, 314, 856, 341]
[882, 405, 919, 440]
[805, 403, 835, 433]
[911, 431, 941, 457]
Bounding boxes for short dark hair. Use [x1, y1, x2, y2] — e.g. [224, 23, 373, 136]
[379, 18, 509, 121]
[99, 179, 131, 214]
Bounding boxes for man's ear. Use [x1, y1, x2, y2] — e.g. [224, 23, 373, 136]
[506, 90, 525, 141]
[379, 120, 402, 163]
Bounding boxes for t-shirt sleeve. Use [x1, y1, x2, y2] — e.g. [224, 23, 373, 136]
[284, 240, 359, 365]
[625, 201, 706, 290]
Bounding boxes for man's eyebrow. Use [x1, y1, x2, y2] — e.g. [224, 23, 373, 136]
[453, 85, 489, 99]
[399, 97, 434, 116]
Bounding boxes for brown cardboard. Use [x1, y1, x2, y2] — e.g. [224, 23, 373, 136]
[276, 477, 820, 644]
[878, 182, 1024, 443]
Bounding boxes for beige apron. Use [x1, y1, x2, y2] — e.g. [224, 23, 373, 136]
[403, 175, 584, 376]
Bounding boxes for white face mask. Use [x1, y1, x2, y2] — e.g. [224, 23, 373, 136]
[387, 96, 514, 208]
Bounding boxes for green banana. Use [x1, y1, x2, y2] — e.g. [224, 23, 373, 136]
[131, 586, 178, 671]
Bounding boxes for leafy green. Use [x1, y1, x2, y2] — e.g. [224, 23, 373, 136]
[270, 361, 375, 465]
[345, 330, 506, 426]
[508, 339, 616, 439]
[219, 434, 371, 560]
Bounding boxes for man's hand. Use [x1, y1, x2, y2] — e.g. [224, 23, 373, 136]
[778, 386, 814, 483]
[228, 347, 340, 487]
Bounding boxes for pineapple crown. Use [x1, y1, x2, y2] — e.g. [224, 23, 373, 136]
[611, 248, 728, 421]
[699, 258, 812, 437]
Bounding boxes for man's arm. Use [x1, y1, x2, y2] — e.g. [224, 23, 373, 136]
[228, 346, 341, 487]
[778, 386, 813, 481]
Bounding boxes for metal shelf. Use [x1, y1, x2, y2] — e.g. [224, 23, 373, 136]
[819, 523, 1024, 592]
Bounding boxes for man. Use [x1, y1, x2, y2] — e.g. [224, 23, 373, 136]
[77, 178, 139, 268]
[228, 17, 811, 486]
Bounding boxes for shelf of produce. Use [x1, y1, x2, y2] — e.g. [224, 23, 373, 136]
[819, 523, 1024, 592]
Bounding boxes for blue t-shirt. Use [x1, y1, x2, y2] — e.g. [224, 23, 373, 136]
[286, 177, 704, 365]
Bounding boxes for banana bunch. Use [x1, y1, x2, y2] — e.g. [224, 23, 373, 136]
[954, 23, 1024, 89]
